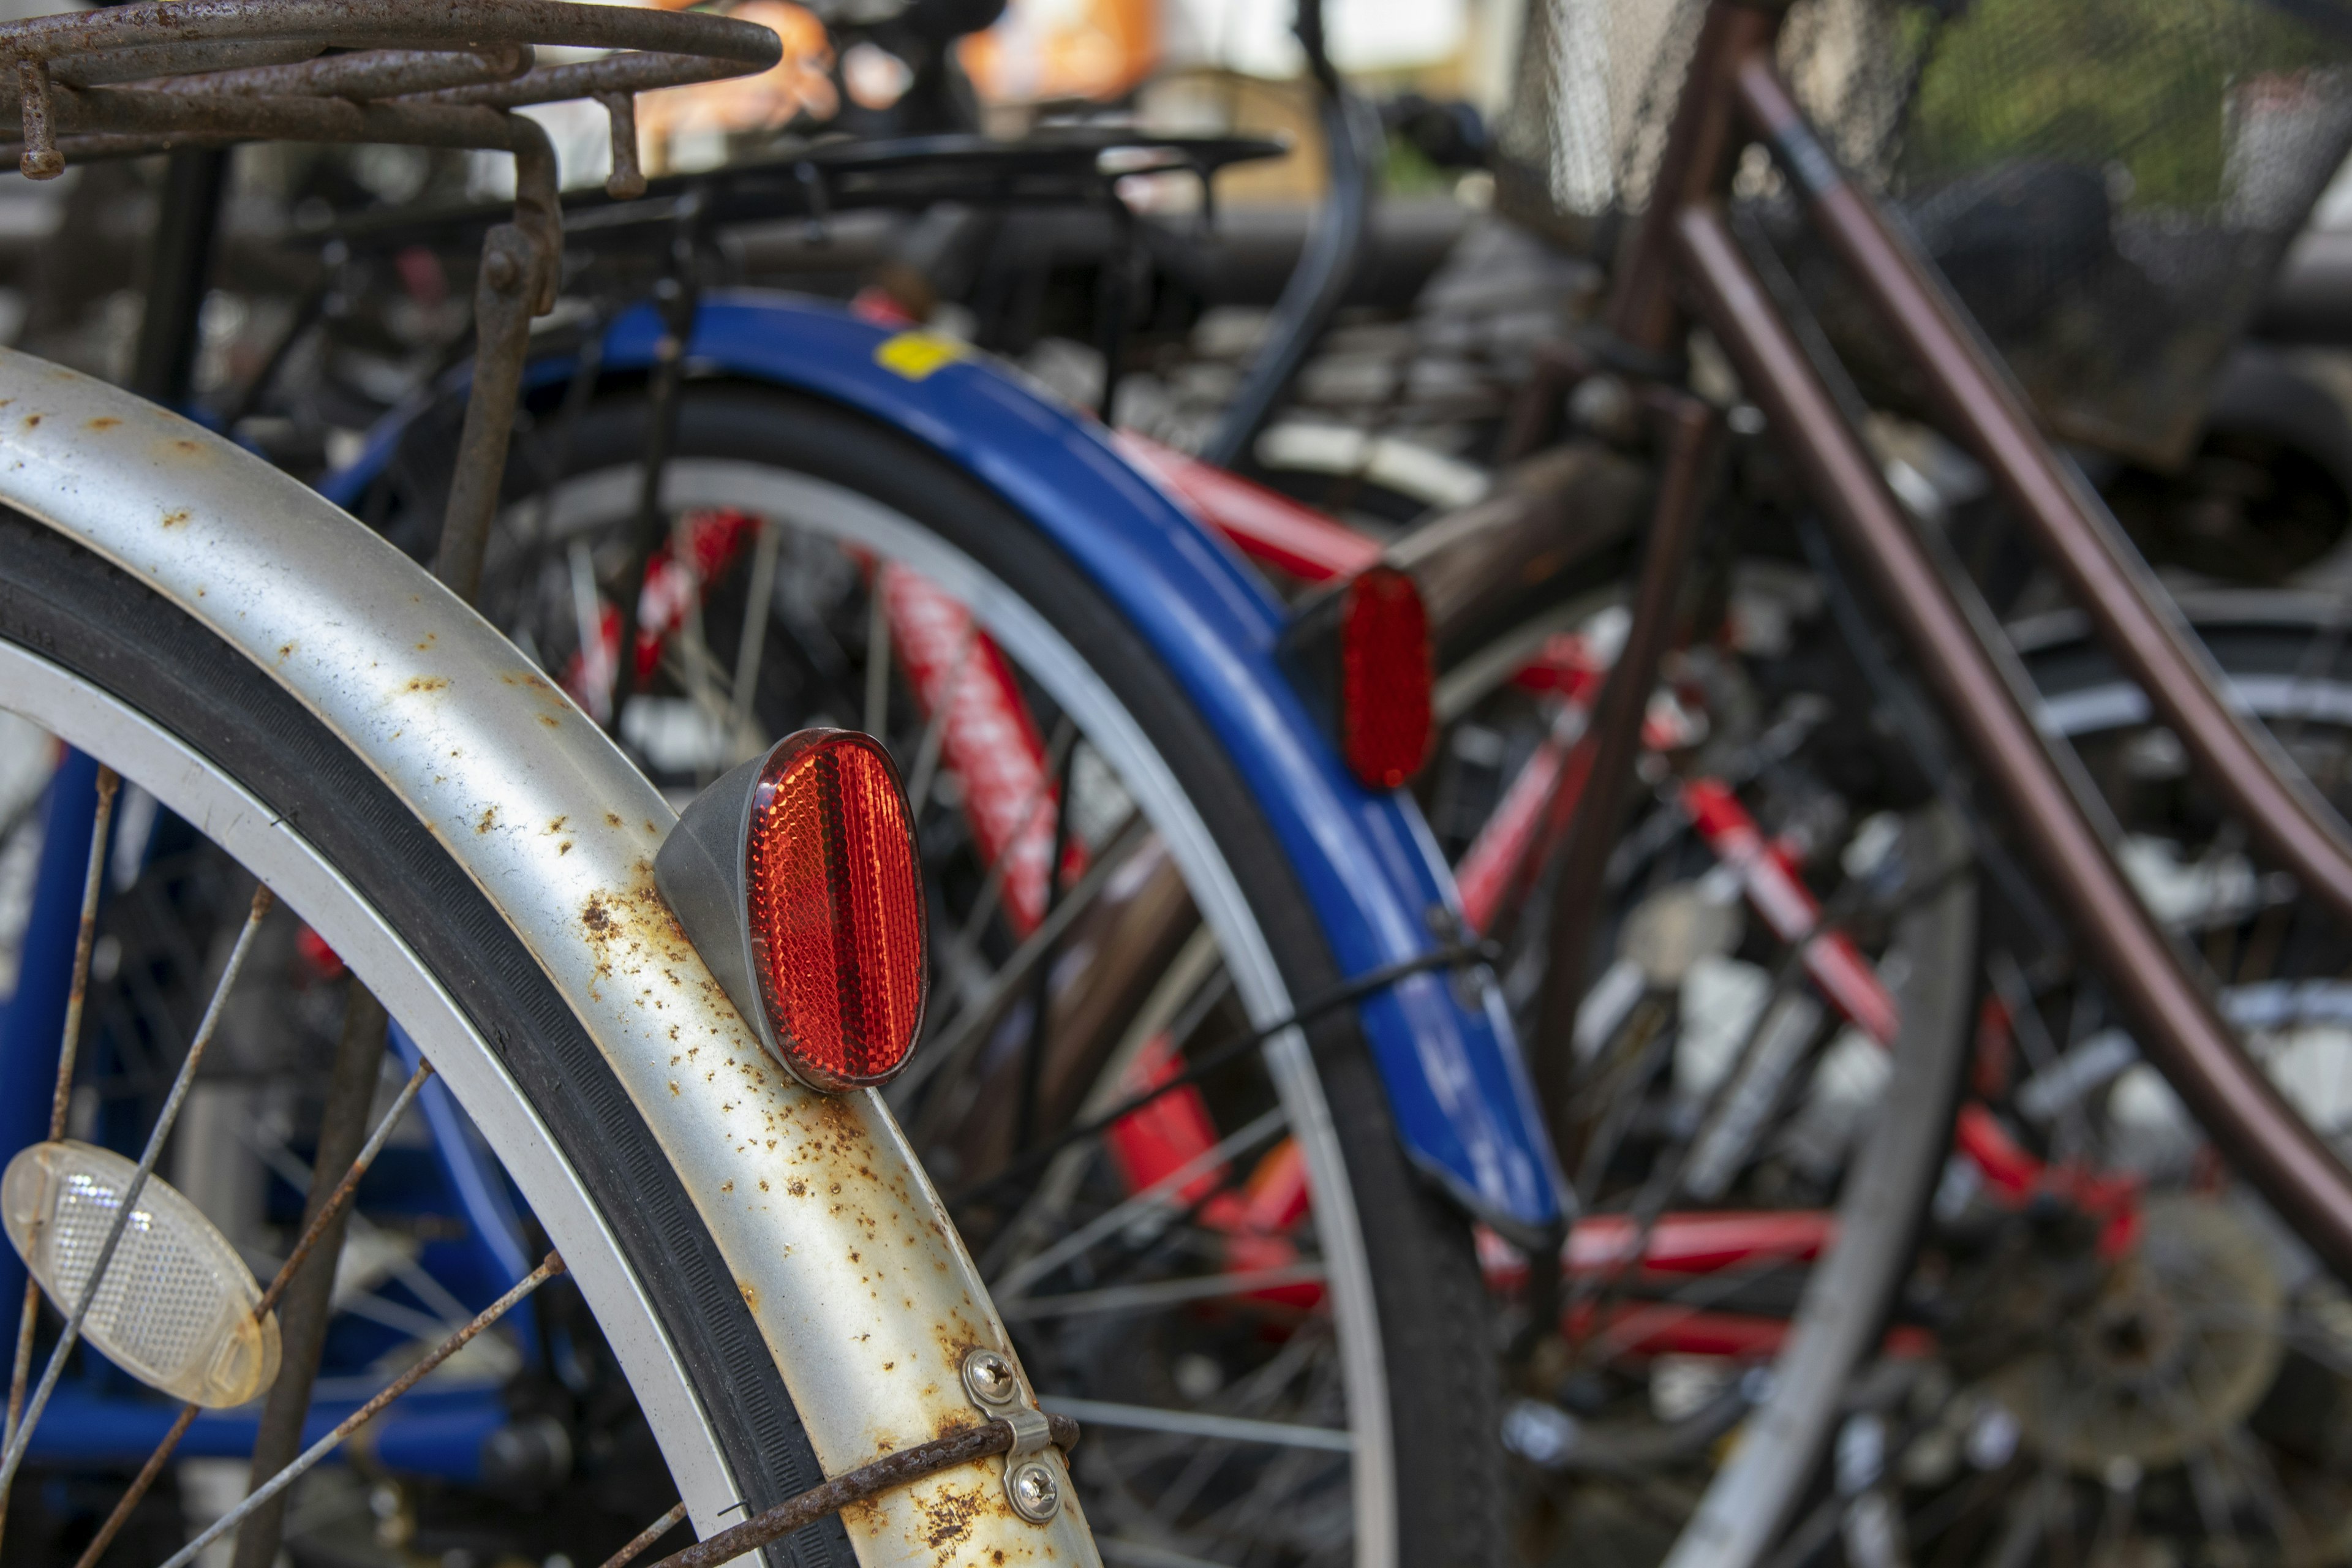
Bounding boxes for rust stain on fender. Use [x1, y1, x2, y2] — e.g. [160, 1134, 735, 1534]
[918, 1482, 987, 1559]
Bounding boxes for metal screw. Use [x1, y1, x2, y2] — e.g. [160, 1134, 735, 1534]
[960, 1348, 1017, 1407]
[1006, 1459, 1060, 1523]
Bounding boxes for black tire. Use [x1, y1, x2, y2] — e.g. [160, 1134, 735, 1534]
[0, 511, 855, 1568]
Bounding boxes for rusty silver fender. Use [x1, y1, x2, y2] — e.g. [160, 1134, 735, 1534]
[0, 349, 1096, 1567]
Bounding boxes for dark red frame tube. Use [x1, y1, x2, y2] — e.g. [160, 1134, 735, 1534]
[1672, 202, 2352, 1273]
[1730, 56, 2352, 928]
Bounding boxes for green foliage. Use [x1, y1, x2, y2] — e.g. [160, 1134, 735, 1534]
[1904, 0, 2347, 209]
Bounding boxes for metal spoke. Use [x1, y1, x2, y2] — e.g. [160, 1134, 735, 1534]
[156, 1251, 567, 1568]
[998, 1261, 1327, 1322]
[902, 619, 981, 819]
[1017, 736, 1082, 1148]
[1095, 1537, 1235, 1568]
[931, 718, 1079, 1011]
[862, 577, 891, 740]
[0, 881, 273, 1502]
[3, 764, 116, 1458]
[894, 812, 1154, 1115]
[728, 514, 782, 736]
[993, 1105, 1287, 1300]
[1041, 1395, 1351, 1453]
[570, 538, 614, 725]
[65, 1060, 434, 1568]
[600, 1501, 689, 1568]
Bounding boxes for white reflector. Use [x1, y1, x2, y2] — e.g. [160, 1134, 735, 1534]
[2, 1140, 280, 1407]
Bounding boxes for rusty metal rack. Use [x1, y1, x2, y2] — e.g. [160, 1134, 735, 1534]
[0, 0, 782, 601]
[301, 127, 1288, 254]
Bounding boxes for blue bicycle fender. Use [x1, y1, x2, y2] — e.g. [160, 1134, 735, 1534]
[644, 293, 1569, 1234]
[324, 290, 1567, 1237]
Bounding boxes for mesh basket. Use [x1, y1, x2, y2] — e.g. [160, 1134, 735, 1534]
[1496, 0, 2352, 468]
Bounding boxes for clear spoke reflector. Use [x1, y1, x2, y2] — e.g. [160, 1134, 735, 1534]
[2, 1140, 279, 1406]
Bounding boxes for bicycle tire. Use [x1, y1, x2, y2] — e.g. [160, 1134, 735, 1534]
[497, 382, 1507, 1568]
[0, 511, 858, 1568]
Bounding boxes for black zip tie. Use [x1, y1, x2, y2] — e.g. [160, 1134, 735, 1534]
[948, 937, 1498, 1210]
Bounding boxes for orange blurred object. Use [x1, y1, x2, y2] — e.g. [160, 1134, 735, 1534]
[959, 0, 1157, 106]
[635, 0, 836, 159]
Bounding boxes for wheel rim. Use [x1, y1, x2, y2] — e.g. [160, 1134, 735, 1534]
[0, 641, 741, 1562]
[490, 454, 1398, 1568]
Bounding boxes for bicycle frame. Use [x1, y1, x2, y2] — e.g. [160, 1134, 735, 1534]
[323, 291, 1570, 1240]
[1547, 0, 2352, 1273]
[0, 352, 1096, 1567]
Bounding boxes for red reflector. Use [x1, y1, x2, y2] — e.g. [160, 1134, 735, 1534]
[1339, 566, 1433, 790]
[744, 731, 928, 1090]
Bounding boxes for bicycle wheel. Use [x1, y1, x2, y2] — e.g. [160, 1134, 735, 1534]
[1413, 556, 1979, 1568]
[1837, 594, 2352, 1568]
[448, 381, 1503, 1568]
[0, 516, 862, 1568]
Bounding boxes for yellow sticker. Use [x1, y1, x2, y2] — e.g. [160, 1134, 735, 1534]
[874, 331, 971, 381]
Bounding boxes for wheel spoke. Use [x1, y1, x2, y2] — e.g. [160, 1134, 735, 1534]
[997, 1107, 1287, 1305]
[728, 514, 782, 735]
[599, 1501, 690, 1568]
[155, 1252, 566, 1568]
[64, 1061, 433, 1568]
[0, 880, 273, 1503]
[998, 1261, 1327, 1322]
[1041, 1396, 1352, 1453]
[3, 764, 117, 1460]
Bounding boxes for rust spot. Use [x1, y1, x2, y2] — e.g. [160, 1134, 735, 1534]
[476, 807, 497, 835]
[547, 816, 569, 834]
[788, 1181, 807, 1196]
[668, 1080, 680, 1096]
[538, 714, 561, 728]
[582, 898, 614, 936]
[558, 840, 573, 854]
[21, 413, 39, 429]
[918, 1483, 986, 1555]
[160, 508, 190, 529]
[721, 1180, 734, 1193]
[415, 633, 437, 650]
[85, 417, 118, 431]
[174, 439, 198, 453]
[400, 675, 450, 695]
[605, 812, 624, 828]
[739, 1280, 759, 1313]
[275, 642, 295, 664]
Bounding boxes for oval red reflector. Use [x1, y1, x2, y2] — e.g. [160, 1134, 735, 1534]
[744, 731, 928, 1090]
[1340, 565, 1433, 790]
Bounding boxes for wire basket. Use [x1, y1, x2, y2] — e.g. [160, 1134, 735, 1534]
[1497, 0, 2352, 468]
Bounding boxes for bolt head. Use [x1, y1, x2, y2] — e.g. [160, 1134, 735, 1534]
[962, 1347, 1018, 1406]
[482, 246, 521, 293]
[1007, 1460, 1060, 1522]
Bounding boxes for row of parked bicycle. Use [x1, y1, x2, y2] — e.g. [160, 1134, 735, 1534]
[7, 1, 2352, 1567]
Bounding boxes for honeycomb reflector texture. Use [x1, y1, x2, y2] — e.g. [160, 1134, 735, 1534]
[2, 1140, 279, 1407]
[745, 732, 927, 1088]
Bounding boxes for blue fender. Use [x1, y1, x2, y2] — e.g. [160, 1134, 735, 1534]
[329, 290, 1566, 1237]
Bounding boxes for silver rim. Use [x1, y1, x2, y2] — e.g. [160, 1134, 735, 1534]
[0, 640, 748, 1531]
[517, 456, 1400, 1567]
